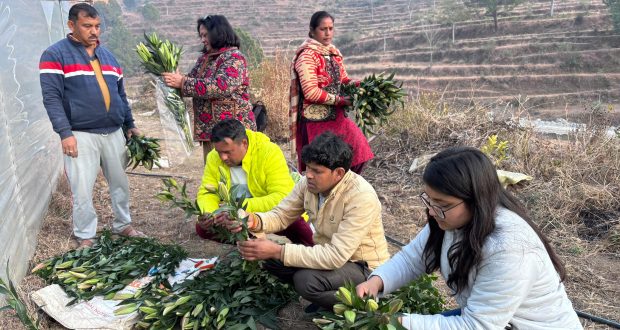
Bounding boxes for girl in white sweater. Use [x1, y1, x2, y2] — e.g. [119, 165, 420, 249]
[356, 147, 582, 329]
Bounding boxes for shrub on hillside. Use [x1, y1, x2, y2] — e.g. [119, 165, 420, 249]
[94, 0, 141, 76]
[604, 0, 620, 32]
[94, 0, 122, 26]
[335, 33, 355, 48]
[141, 3, 159, 21]
[560, 54, 583, 71]
[235, 27, 264, 69]
[574, 13, 585, 26]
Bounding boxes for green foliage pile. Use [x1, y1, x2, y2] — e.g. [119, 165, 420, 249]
[31, 230, 295, 329]
[314, 274, 445, 330]
[31, 231, 187, 304]
[126, 135, 162, 170]
[127, 251, 296, 329]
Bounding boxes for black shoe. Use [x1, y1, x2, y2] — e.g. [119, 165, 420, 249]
[304, 303, 325, 314]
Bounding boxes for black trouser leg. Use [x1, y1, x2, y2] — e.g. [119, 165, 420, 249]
[292, 262, 371, 309]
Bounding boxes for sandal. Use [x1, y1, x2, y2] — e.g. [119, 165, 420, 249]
[77, 238, 95, 249]
[116, 226, 147, 238]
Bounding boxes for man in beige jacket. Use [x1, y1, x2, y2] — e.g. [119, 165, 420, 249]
[234, 131, 389, 312]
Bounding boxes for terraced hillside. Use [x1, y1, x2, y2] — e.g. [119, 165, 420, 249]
[122, 0, 619, 118]
[340, 0, 620, 112]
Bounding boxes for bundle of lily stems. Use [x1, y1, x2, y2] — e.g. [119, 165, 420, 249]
[136, 32, 193, 150]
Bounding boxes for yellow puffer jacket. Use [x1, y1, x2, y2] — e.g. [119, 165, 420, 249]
[197, 130, 294, 213]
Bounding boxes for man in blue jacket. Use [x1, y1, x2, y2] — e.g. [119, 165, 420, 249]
[40, 3, 145, 248]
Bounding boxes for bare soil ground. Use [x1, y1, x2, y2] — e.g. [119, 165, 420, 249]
[1, 106, 618, 329]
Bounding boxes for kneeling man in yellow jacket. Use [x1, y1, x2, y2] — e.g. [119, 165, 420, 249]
[196, 119, 313, 246]
[222, 131, 389, 312]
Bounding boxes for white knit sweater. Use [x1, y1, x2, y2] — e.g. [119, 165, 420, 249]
[371, 208, 582, 330]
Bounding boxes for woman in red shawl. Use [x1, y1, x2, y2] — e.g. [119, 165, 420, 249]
[289, 11, 373, 174]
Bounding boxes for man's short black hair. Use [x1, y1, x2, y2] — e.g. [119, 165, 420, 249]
[301, 131, 352, 171]
[69, 3, 98, 23]
[211, 119, 247, 143]
[196, 15, 240, 52]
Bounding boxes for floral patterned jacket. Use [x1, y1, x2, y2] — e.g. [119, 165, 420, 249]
[182, 47, 255, 141]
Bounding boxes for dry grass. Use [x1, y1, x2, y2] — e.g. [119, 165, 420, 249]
[250, 51, 293, 142]
[365, 92, 620, 327]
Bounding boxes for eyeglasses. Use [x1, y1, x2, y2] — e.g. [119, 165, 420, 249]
[418, 192, 464, 219]
[199, 15, 211, 40]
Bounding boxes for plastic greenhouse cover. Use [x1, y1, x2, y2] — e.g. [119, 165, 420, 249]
[0, 0, 68, 292]
[151, 76, 194, 167]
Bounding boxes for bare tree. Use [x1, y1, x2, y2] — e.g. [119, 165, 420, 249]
[383, 33, 387, 53]
[371, 0, 374, 21]
[465, 0, 523, 31]
[423, 25, 441, 66]
[550, 0, 555, 16]
[439, 0, 472, 43]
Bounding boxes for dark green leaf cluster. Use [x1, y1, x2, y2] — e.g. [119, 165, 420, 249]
[129, 251, 297, 330]
[126, 135, 162, 170]
[314, 274, 445, 329]
[201, 166, 252, 244]
[314, 281, 406, 330]
[156, 178, 203, 221]
[31, 231, 187, 304]
[342, 72, 407, 136]
[392, 274, 445, 315]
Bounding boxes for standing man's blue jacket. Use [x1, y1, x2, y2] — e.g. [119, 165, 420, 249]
[39, 36, 135, 139]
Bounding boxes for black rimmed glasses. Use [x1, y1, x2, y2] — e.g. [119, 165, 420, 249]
[418, 192, 464, 219]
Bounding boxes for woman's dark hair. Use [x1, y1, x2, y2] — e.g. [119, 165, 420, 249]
[196, 15, 240, 52]
[308, 11, 334, 38]
[422, 147, 566, 294]
[69, 3, 98, 23]
[301, 131, 352, 171]
[211, 119, 247, 143]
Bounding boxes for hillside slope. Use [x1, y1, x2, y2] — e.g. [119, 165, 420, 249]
[122, 0, 619, 117]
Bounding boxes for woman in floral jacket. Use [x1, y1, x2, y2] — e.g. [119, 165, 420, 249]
[163, 15, 256, 160]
